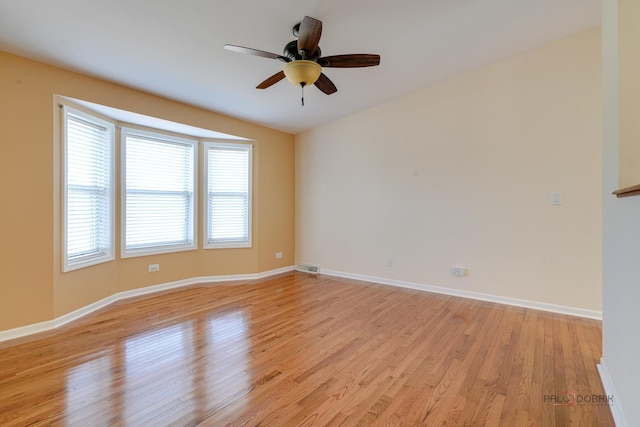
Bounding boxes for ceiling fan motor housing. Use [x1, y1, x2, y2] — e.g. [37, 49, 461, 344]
[284, 40, 320, 62]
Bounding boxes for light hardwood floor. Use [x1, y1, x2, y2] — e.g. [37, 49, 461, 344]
[0, 272, 614, 426]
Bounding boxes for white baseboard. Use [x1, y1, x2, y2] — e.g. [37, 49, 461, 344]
[0, 266, 295, 344]
[0, 319, 57, 344]
[1, 265, 601, 344]
[598, 358, 627, 427]
[321, 269, 602, 320]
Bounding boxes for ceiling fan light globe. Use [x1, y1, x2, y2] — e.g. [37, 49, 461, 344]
[283, 60, 322, 86]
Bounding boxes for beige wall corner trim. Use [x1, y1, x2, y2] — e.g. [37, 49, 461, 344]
[0, 266, 295, 344]
[598, 358, 629, 427]
[321, 269, 602, 320]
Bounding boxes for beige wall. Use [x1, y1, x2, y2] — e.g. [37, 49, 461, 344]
[296, 28, 602, 311]
[618, 0, 640, 188]
[0, 51, 295, 330]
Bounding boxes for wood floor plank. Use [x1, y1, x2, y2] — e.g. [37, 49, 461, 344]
[0, 272, 614, 426]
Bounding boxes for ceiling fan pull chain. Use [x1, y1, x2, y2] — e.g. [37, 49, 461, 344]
[301, 83, 305, 106]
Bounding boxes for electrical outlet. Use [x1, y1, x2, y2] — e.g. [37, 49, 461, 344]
[275, 252, 283, 259]
[450, 266, 466, 277]
[387, 258, 394, 267]
[148, 264, 160, 272]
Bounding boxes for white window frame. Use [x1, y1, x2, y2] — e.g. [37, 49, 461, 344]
[61, 105, 115, 272]
[203, 141, 253, 249]
[121, 126, 198, 258]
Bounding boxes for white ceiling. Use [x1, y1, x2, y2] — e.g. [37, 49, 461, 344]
[0, 0, 601, 134]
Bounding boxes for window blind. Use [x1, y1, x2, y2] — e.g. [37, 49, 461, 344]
[205, 143, 252, 247]
[64, 108, 114, 270]
[123, 130, 196, 256]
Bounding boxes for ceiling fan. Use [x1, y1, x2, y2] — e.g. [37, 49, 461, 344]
[224, 16, 380, 105]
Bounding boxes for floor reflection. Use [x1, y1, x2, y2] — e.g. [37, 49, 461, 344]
[124, 322, 195, 423]
[203, 310, 250, 414]
[64, 308, 251, 424]
[65, 351, 113, 425]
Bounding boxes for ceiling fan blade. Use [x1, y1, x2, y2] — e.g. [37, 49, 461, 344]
[318, 54, 380, 68]
[297, 16, 322, 59]
[314, 73, 337, 95]
[256, 71, 286, 89]
[224, 44, 289, 62]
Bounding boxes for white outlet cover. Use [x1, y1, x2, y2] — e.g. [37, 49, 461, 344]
[551, 192, 563, 205]
[450, 266, 466, 277]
